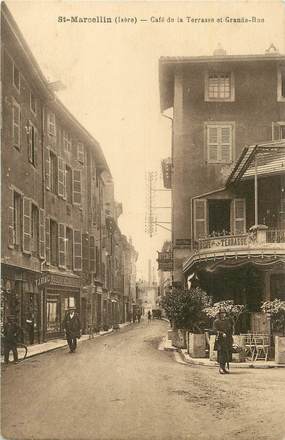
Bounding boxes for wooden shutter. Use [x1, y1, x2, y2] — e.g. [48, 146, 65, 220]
[207, 126, 218, 162]
[8, 187, 15, 249]
[73, 230, 82, 271]
[58, 157, 65, 197]
[58, 223, 66, 268]
[233, 199, 246, 234]
[39, 208, 45, 259]
[45, 217, 50, 265]
[73, 170, 81, 204]
[77, 143, 84, 163]
[34, 128, 38, 166]
[23, 197, 31, 254]
[89, 236, 95, 273]
[82, 233, 89, 272]
[194, 199, 207, 239]
[12, 101, 21, 148]
[220, 126, 232, 162]
[45, 148, 51, 190]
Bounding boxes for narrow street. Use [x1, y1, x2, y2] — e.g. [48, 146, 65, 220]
[2, 320, 285, 440]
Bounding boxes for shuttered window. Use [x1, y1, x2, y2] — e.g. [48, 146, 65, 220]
[82, 233, 89, 272]
[73, 230, 82, 271]
[194, 199, 207, 239]
[48, 112, 56, 136]
[66, 228, 73, 270]
[45, 217, 50, 265]
[23, 197, 31, 254]
[45, 148, 51, 190]
[50, 220, 58, 266]
[28, 123, 38, 166]
[233, 199, 246, 234]
[90, 236, 96, 273]
[31, 205, 39, 256]
[12, 99, 21, 149]
[206, 124, 233, 163]
[13, 63, 20, 91]
[58, 157, 65, 198]
[39, 209, 45, 259]
[73, 170, 81, 205]
[8, 187, 15, 249]
[58, 223, 66, 268]
[63, 130, 72, 152]
[77, 142, 84, 163]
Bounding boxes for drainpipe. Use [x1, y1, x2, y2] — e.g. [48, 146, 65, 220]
[254, 154, 258, 226]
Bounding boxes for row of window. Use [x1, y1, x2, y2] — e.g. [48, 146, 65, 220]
[204, 68, 285, 102]
[8, 189, 95, 272]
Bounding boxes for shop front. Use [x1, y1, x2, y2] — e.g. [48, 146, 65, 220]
[38, 272, 81, 341]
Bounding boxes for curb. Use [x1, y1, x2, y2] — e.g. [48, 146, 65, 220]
[179, 349, 285, 369]
[1, 323, 133, 364]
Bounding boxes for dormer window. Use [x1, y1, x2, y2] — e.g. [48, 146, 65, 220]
[205, 71, 235, 102]
[277, 67, 285, 101]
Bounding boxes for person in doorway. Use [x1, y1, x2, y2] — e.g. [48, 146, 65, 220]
[2, 315, 23, 364]
[147, 310, 152, 323]
[62, 307, 81, 353]
[213, 310, 233, 374]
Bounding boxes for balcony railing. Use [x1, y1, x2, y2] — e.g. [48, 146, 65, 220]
[266, 229, 285, 243]
[196, 228, 285, 251]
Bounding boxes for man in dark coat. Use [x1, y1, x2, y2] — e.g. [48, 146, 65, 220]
[213, 311, 233, 374]
[62, 307, 81, 353]
[2, 315, 23, 364]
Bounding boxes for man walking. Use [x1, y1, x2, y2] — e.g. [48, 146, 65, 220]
[2, 315, 23, 364]
[62, 307, 81, 353]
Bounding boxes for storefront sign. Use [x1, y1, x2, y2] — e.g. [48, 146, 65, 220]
[37, 273, 81, 288]
[175, 239, 192, 247]
[157, 251, 173, 271]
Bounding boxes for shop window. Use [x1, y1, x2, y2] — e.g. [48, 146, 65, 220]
[66, 165, 72, 203]
[66, 227, 73, 270]
[50, 220, 58, 266]
[64, 296, 75, 310]
[31, 204, 39, 256]
[12, 99, 21, 149]
[46, 300, 60, 332]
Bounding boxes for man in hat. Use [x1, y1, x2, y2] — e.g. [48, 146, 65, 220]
[62, 307, 81, 353]
[213, 311, 233, 374]
[2, 315, 23, 364]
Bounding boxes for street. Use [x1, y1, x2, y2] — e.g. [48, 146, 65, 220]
[1, 320, 285, 440]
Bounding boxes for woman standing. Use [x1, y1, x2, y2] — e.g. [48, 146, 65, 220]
[213, 311, 233, 374]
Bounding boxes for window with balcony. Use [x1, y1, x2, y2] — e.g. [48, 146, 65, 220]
[205, 72, 234, 102]
[206, 123, 234, 163]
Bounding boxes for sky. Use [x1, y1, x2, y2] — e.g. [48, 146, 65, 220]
[5, 0, 285, 278]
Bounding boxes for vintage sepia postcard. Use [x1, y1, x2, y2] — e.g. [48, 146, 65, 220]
[1, 1, 285, 439]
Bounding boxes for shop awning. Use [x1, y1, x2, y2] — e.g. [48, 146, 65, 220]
[227, 141, 285, 185]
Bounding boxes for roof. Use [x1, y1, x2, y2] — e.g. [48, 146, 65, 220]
[2, 2, 110, 174]
[226, 141, 285, 185]
[159, 53, 285, 112]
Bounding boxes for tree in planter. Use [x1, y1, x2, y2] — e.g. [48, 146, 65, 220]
[261, 299, 285, 336]
[204, 300, 246, 334]
[161, 287, 212, 333]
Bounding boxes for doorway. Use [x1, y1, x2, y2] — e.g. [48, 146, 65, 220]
[208, 200, 231, 235]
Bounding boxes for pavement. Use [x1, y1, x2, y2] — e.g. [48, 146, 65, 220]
[162, 335, 285, 368]
[1, 322, 131, 363]
[2, 319, 285, 440]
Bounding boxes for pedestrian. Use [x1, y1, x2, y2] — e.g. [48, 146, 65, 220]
[2, 315, 23, 364]
[137, 311, 141, 323]
[147, 310, 152, 323]
[213, 310, 233, 374]
[62, 307, 81, 353]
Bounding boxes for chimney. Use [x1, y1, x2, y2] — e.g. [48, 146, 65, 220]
[213, 43, 227, 56]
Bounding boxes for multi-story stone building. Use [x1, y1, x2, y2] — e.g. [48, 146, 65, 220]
[1, 3, 138, 343]
[159, 46, 285, 332]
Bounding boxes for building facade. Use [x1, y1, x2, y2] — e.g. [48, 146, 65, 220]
[159, 47, 285, 332]
[1, 3, 138, 343]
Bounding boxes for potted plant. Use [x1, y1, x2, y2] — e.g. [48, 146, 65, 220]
[204, 300, 246, 362]
[261, 299, 285, 364]
[161, 287, 211, 355]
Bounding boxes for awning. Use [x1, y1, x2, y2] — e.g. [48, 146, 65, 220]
[227, 141, 285, 185]
[187, 256, 285, 274]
